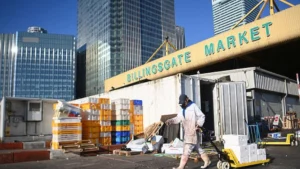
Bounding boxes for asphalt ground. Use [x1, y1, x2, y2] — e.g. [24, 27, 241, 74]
[0, 145, 299, 169]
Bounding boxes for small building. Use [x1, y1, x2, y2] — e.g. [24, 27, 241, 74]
[0, 97, 57, 142]
[199, 67, 300, 120]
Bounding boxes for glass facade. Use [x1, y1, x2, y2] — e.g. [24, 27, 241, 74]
[77, 0, 176, 96]
[0, 34, 16, 98]
[13, 32, 76, 101]
[212, 0, 260, 35]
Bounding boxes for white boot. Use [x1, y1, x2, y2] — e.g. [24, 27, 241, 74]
[200, 153, 211, 168]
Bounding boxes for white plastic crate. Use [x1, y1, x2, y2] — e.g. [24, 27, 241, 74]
[134, 109, 143, 115]
[111, 115, 130, 120]
[111, 98, 130, 105]
[52, 117, 81, 123]
[111, 109, 129, 115]
[100, 132, 111, 137]
[111, 103, 130, 110]
[100, 104, 111, 110]
[82, 115, 99, 121]
[52, 126, 82, 131]
[100, 121, 111, 126]
[80, 97, 98, 104]
[52, 134, 82, 142]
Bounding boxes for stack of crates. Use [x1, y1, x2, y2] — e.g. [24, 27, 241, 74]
[99, 98, 112, 146]
[80, 97, 100, 144]
[51, 117, 82, 149]
[111, 99, 131, 144]
[131, 100, 144, 135]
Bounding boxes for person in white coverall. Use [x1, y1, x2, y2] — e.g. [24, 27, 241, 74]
[166, 94, 211, 169]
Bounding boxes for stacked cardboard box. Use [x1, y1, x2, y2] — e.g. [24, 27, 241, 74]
[223, 135, 267, 164]
[99, 98, 112, 146]
[52, 101, 82, 149]
[80, 98, 101, 144]
[111, 99, 130, 144]
[131, 100, 143, 135]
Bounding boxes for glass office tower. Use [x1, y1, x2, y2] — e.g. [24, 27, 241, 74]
[212, 0, 260, 35]
[0, 34, 16, 98]
[175, 25, 186, 50]
[13, 28, 76, 101]
[77, 0, 176, 96]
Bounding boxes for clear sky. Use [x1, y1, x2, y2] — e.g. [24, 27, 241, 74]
[0, 0, 299, 46]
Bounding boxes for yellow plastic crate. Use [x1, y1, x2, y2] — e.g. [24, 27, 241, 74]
[99, 137, 111, 146]
[99, 115, 111, 121]
[53, 103, 58, 110]
[100, 126, 112, 132]
[52, 122, 82, 127]
[100, 109, 112, 116]
[134, 125, 143, 131]
[112, 125, 130, 131]
[52, 130, 81, 135]
[98, 98, 110, 104]
[82, 133, 99, 139]
[83, 126, 100, 133]
[134, 115, 143, 121]
[134, 130, 144, 135]
[80, 103, 100, 110]
[82, 120, 100, 127]
[134, 120, 143, 126]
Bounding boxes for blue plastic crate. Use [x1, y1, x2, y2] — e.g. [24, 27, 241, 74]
[133, 100, 143, 105]
[111, 141, 122, 145]
[111, 131, 130, 137]
[122, 131, 130, 137]
[112, 136, 130, 143]
[111, 131, 122, 137]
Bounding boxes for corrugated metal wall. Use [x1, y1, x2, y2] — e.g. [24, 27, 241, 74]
[200, 68, 299, 96]
[254, 91, 282, 117]
[199, 69, 255, 89]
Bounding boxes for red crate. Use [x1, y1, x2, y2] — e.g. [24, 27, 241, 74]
[13, 150, 50, 163]
[0, 142, 23, 150]
[0, 153, 13, 164]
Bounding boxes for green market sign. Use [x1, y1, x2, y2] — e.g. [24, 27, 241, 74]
[126, 21, 273, 83]
[127, 52, 191, 83]
[205, 22, 273, 56]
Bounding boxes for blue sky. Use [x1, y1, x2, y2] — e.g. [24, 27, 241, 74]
[0, 0, 299, 46]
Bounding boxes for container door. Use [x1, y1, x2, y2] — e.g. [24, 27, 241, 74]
[215, 81, 248, 139]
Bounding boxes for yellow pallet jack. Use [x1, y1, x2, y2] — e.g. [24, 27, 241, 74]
[199, 127, 270, 169]
[258, 133, 298, 146]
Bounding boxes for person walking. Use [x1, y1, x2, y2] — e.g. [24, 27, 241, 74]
[166, 94, 211, 169]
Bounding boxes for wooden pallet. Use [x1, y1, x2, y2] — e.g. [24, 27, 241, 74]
[113, 149, 142, 156]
